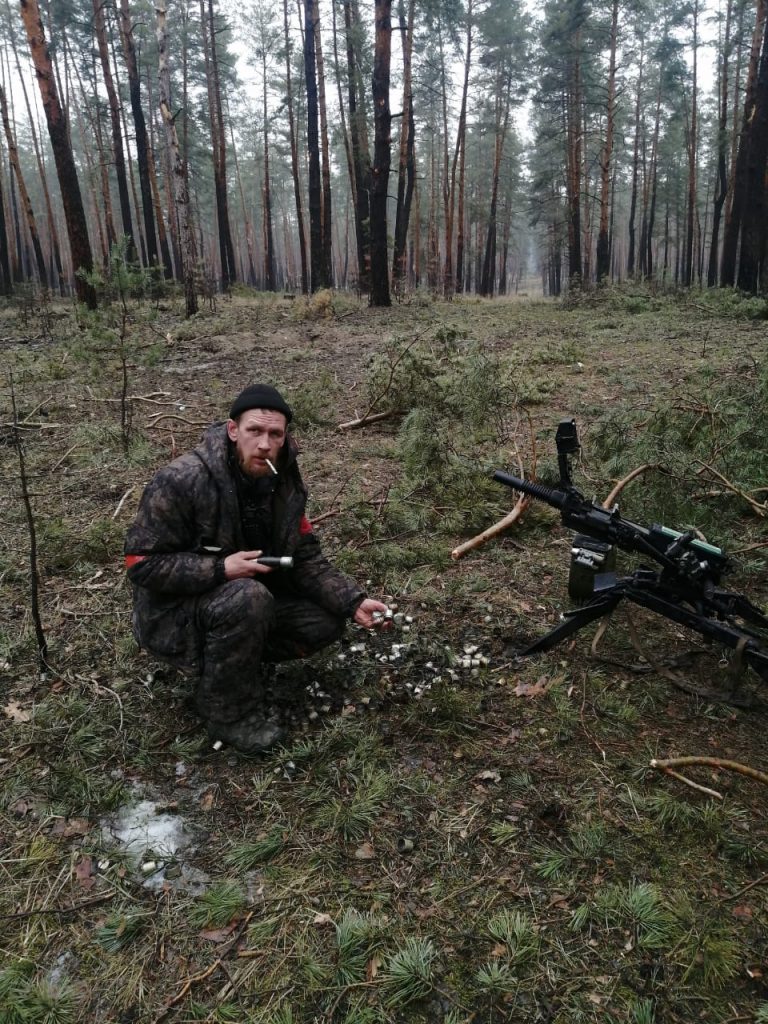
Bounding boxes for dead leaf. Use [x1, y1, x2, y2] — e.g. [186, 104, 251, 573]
[50, 817, 90, 838]
[732, 904, 753, 920]
[74, 856, 95, 890]
[10, 799, 31, 817]
[3, 701, 31, 722]
[366, 954, 383, 980]
[514, 676, 554, 698]
[354, 842, 375, 860]
[312, 912, 335, 927]
[199, 788, 218, 812]
[200, 921, 238, 942]
[476, 770, 501, 784]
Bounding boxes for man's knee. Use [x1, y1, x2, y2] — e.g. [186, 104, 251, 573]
[199, 579, 275, 634]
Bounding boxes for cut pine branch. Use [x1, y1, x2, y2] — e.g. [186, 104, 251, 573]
[451, 495, 530, 560]
[650, 756, 768, 788]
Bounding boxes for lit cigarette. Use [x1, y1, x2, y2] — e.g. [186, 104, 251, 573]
[266, 459, 278, 475]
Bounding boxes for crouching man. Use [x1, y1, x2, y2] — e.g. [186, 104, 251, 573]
[125, 383, 389, 753]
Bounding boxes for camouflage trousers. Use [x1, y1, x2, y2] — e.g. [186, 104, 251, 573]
[190, 579, 345, 723]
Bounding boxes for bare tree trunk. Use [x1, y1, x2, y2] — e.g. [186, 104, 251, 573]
[721, 0, 767, 285]
[708, 0, 733, 286]
[683, 0, 699, 287]
[391, 0, 415, 291]
[314, 0, 333, 286]
[118, 0, 160, 269]
[595, 0, 618, 282]
[143, 65, 175, 278]
[284, 0, 308, 293]
[344, 0, 372, 292]
[369, 0, 391, 306]
[566, 32, 583, 285]
[8, 15, 64, 291]
[201, 0, 236, 290]
[93, 0, 135, 257]
[444, 0, 471, 298]
[304, 0, 323, 291]
[627, 35, 645, 277]
[0, 85, 47, 287]
[480, 69, 510, 297]
[0, 152, 11, 293]
[261, 47, 276, 291]
[736, 5, 768, 291]
[156, 0, 197, 315]
[19, 0, 96, 307]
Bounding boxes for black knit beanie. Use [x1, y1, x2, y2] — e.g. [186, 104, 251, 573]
[229, 384, 293, 423]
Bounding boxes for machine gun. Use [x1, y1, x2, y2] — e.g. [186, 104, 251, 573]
[493, 419, 768, 704]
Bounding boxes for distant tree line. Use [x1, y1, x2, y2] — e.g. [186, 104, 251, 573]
[1, 0, 767, 313]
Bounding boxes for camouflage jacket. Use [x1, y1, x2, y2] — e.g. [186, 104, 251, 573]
[125, 423, 365, 670]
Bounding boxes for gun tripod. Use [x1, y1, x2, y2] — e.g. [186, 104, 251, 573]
[519, 568, 768, 707]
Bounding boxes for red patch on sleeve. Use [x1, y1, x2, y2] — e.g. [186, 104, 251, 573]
[299, 515, 314, 535]
[125, 554, 147, 569]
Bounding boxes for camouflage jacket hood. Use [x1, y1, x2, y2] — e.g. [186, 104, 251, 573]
[125, 423, 364, 670]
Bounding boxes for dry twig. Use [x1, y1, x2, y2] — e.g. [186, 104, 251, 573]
[650, 756, 768, 788]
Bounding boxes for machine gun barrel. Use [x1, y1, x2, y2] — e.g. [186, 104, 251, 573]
[492, 470, 570, 510]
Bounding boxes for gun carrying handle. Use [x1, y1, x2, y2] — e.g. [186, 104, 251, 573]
[556, 418, 580, 488]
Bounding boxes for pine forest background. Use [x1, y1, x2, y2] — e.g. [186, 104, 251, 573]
[2, 0, 768, 311]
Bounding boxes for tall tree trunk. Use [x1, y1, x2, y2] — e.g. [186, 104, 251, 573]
[8, 17, 64, 291]
[0, 150, 11, 293]
[284, 0, 308, 293]
[721, 0, 767, 286]
[304, 0, 322, 291]
[19, 0, 96, 307]
[156, 0, 197, 315]
[202, 0, 236, 290]
[143, 65, 175, 278]
[444, 0, 472, 298]
[313, 0, 332, 286]
[683, 0, 699, 287]
[627, 35, 644, 277]
[391, 0, 415, 291]
[0, 85, 48, 287]
[480, 70, 510, 297]
[708, 0, 733, 286]
[736, 6, 768, 291]
[261, 47, 276, 291]
[595, 0, 618, 282]
[344, 0, 372, 292]
[118, 0, 159, 269]
[369, 0, 391, 306]
[566, 27, 583, 285]
[93, 0, 135, 256]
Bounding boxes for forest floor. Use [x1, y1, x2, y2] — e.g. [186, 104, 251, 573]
[1, 284, 767, 1024]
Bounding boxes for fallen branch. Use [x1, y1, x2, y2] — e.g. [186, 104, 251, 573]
[650, 756, 768, 788]
[695, 461, 766, 517]
[451, 495, 530, 560]
[112, 486, 135, 519]
[338, 409, 401, 431]
[145, 413, 209, 429]
[602, 463, 658, 509]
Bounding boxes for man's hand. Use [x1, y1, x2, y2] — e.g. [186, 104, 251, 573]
[353, 598, 391, 629]
[224, 550, 275, 580]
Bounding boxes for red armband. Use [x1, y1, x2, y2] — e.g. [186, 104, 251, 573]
[299, 515, 314, 535]
[125, 554, 147, 569]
